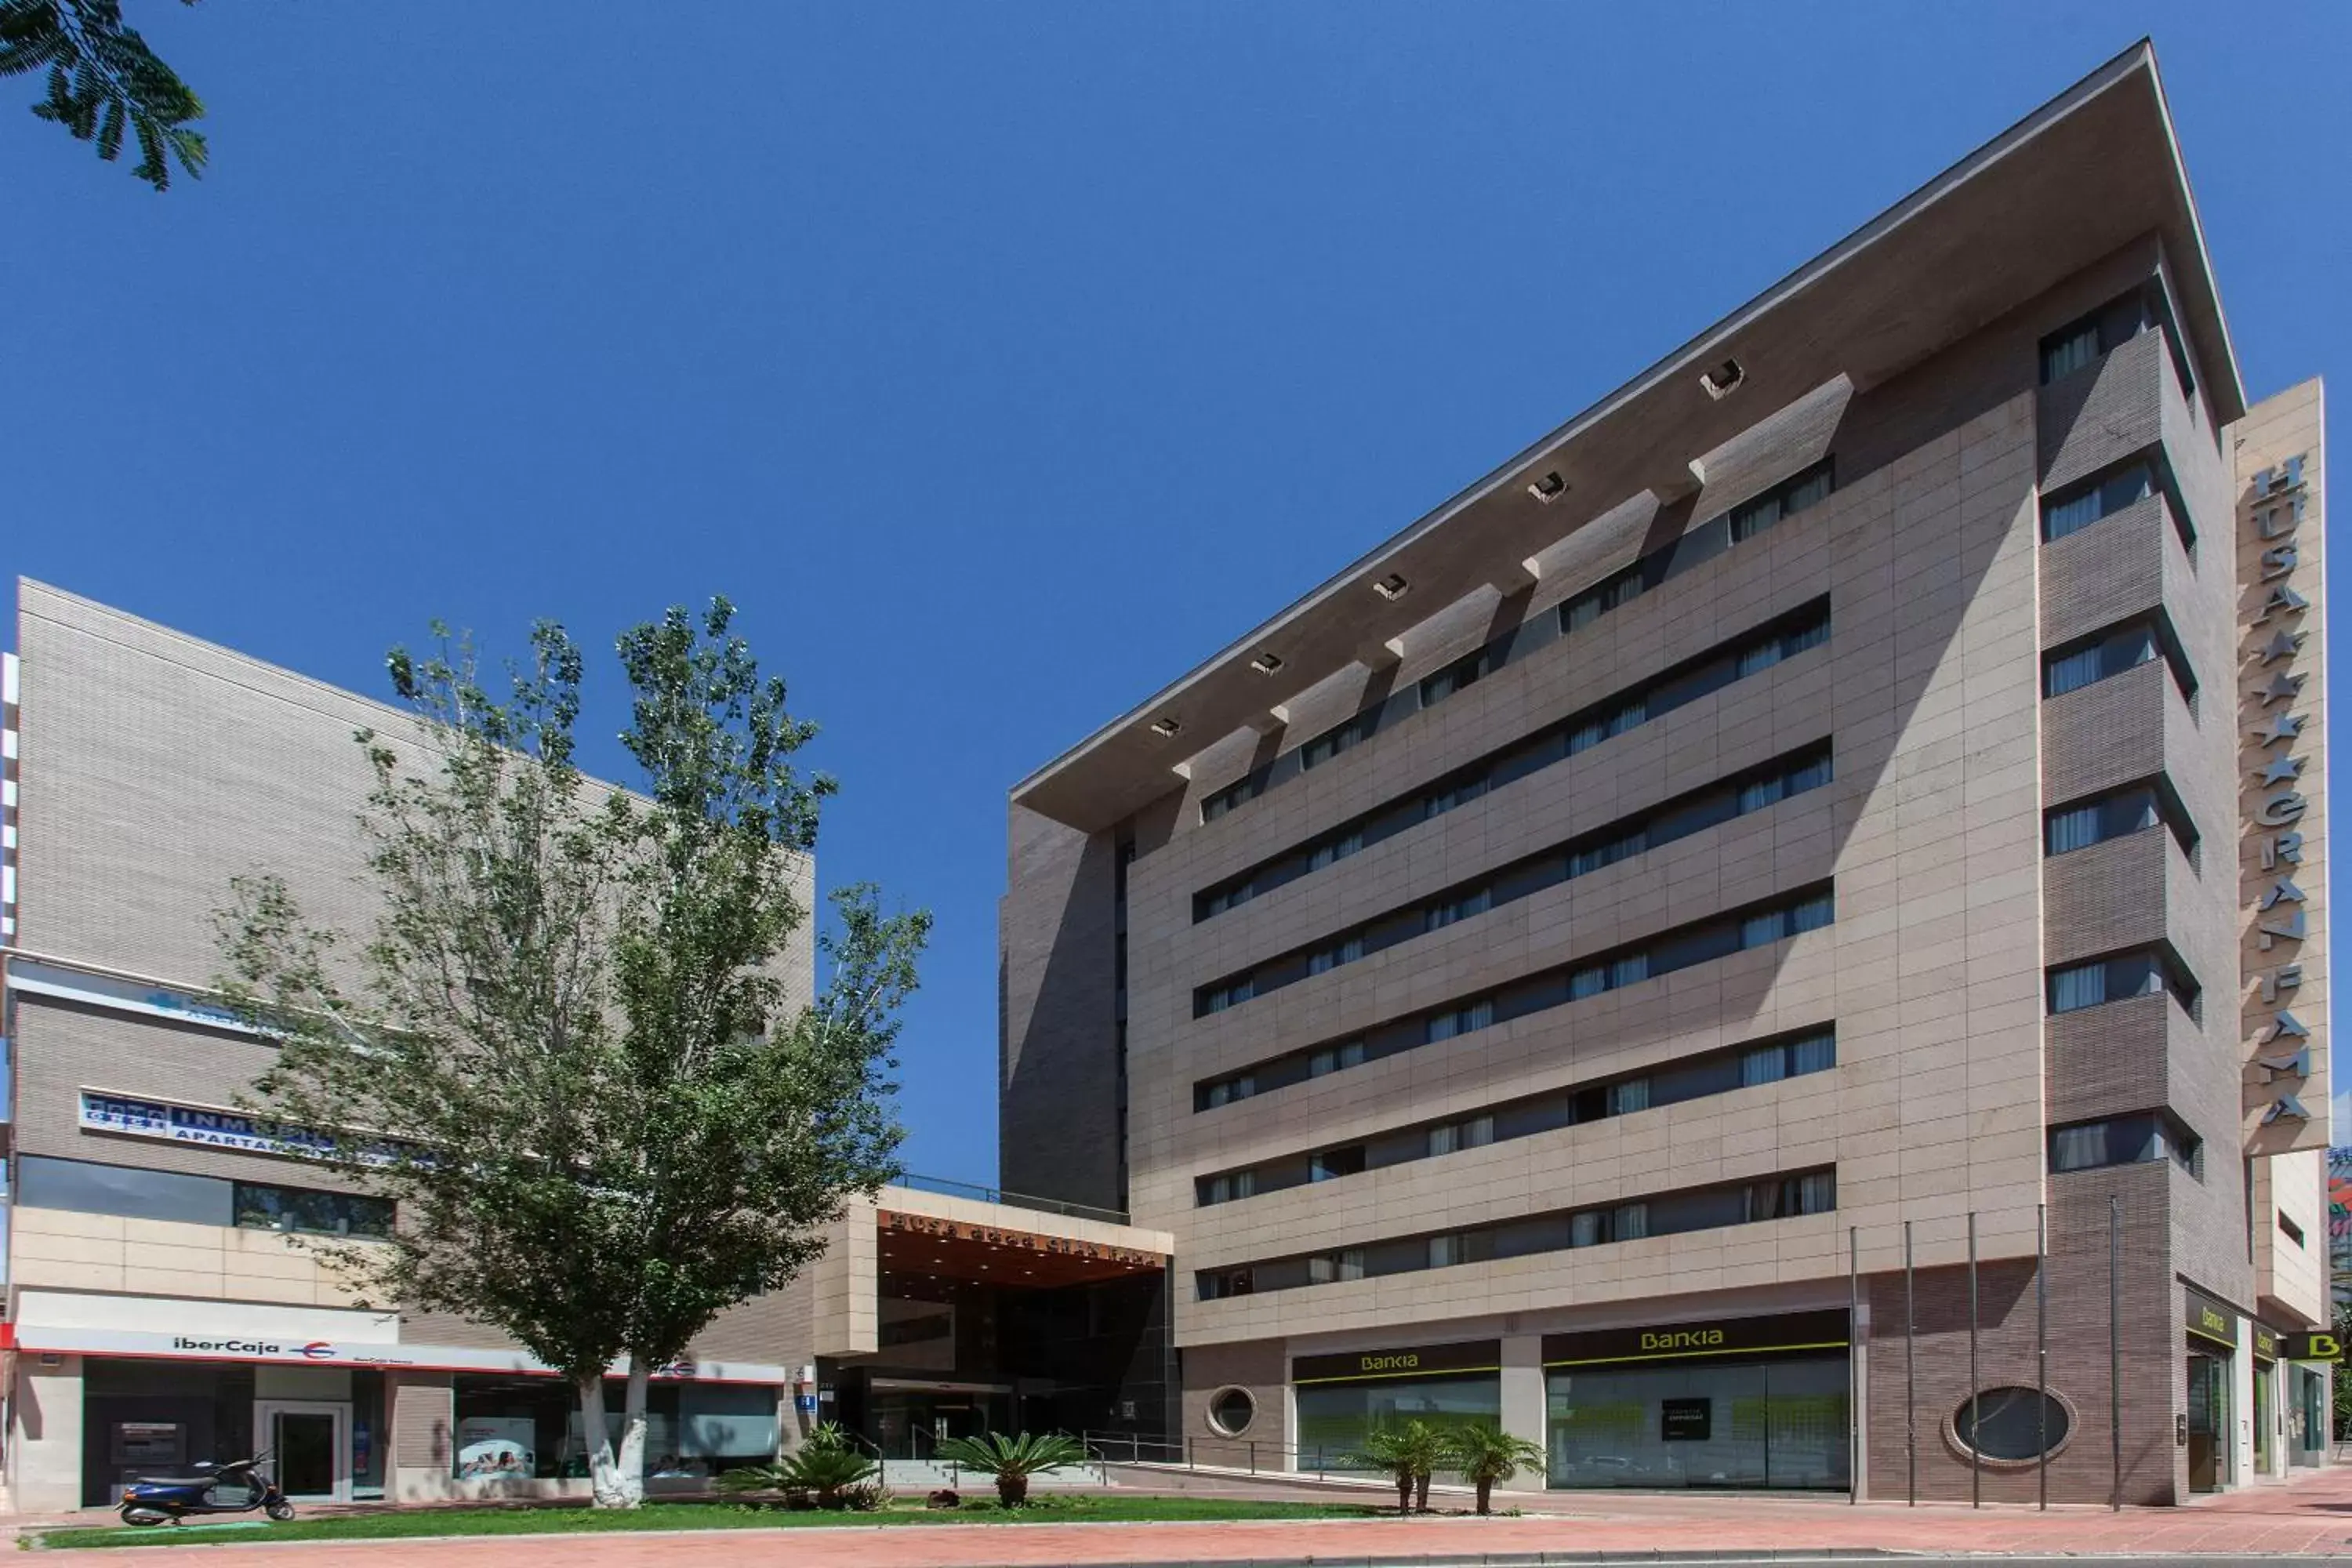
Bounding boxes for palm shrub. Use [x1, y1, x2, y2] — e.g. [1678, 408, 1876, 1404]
[934, 1431, 1088, 1508]
[1442, 1422, 1546, 1515]
[717, 1439, 882, 1510]
[1354, 1420, 1447, 1516]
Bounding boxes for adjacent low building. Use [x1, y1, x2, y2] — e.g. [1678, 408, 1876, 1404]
[999, 42, 2334, 1504]
[0, 584, 1172, 1511]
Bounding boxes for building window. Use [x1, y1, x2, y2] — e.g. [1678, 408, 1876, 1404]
[2039, 320, 2103, 384]
[2041, 459, 2155, 543]
[1301, 713, 1377, 771]
[1425, 887, 1492, 931]
[234, 1181, 395, 1239]
[2048, 1112, 2200, 1176]
[2042, 620, 2169, 699]
[1310, 1146, 1367, 1183]
[1724, 459, 1835, 543]
[2045, 786, 2172, 855]
[2046, 949, 2190, 1015]
[1425, 998, 1495, 1044]
[1420, 648, 1495, 707]
[1306, 935, 1364, 975]
[1305, 829, 1365, 873]
[1201, 775, 1261, 823]
[1953, 1388, 2071, 1461]
[1202, 976, 1254, 1014]
[1207, 1388, 1257, 1437]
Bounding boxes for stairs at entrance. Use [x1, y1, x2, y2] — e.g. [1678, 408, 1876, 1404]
[876, 1460, 1105, 1494]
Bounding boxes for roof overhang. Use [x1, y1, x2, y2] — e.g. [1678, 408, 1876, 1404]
[1014, 39, 2241, 832]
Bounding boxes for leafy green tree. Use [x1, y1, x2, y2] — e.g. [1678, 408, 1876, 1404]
[934, 1432, 1090, 1508]
[2, 1, 205, 188]
[216, 601, 929, 1508]
[1440, 1422, 1544, 1515]
[1355, 1420, 1447, 1515]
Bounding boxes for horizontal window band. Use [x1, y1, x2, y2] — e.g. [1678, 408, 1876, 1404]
[1194, 740, 1833, 1016]
[1195, 881, 1835, 1112]
[1194, 597, 1834, 921]
[1195, 470, 1838, 831]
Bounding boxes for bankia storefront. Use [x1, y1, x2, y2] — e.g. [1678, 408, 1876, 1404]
[1542, 1309, 1850, 1490]
[1277, 1305, 1851, 1493]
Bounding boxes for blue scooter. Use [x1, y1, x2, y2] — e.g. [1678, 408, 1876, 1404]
[118, 1451, 296, 1526]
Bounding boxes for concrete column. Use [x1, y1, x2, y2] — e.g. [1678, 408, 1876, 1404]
[9, 1353, 85, 1513]
[387, 1371, 455, 1503]
[1497, 1334, 1547, 1494]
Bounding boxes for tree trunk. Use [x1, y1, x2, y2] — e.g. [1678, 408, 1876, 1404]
[614, 1358, 652, 1508]
[1415, 1471, 1432, 1512]
[997, 1472, 1028, 1508]
[1475, 1478, 1493, 1515]
[1394, 1472, 1411, 1515]
[579, 1374, 630, 1510]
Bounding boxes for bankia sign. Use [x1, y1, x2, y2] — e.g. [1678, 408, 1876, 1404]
[2239, 413, 2330, 1156]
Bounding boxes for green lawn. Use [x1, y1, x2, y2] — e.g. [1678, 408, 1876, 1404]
[31, 1494, 1379, 1550]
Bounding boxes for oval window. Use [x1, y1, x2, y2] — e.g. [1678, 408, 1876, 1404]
[1207, 1386, 1257, 1437]
[1954, 1387, 2070, 1460]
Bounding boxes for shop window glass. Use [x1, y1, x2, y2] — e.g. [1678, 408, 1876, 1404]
[234, 1181, 394, 1239]
[1295, 1374, 1500, 1472]
[20, 1156, 232, 1228]
[1548, 1353, 1847, 1490]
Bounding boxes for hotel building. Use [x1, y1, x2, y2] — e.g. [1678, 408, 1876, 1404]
[1000, 42, 2334, 1503]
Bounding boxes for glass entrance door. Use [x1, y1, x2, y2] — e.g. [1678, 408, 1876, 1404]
[256, 1400, 350, 1501]
[2186, 1353, 2230, 1494]
[867, 1389, 1011, 1458]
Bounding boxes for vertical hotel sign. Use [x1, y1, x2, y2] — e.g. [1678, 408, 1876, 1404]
[2, 649, 16, 946]
[2238, 386, 2330, 1154]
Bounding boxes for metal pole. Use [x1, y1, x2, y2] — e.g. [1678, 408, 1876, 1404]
[2037, 1202, 2049, 1511]
[1904, 1218, 1917, 1507]
[1969, 1210, 1981, 1509]
[1849, 1224, 1860, 1504]
[2110, 1194, 2122, 1512]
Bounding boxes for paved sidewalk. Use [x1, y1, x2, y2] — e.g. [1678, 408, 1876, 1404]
[27, 1468, 2352, 1562]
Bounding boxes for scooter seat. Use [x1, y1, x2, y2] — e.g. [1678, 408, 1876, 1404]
[129, 1477, 237, 1489]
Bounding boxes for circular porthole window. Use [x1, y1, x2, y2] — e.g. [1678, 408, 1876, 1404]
[1207, 1386, 1257, 1437]
[1948, 1386, 2073, 1465]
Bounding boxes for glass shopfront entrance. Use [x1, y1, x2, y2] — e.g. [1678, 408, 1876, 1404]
[2184, 1287, 2238, 1495]
[1290, 1341, 1501, 1472]
[1543, 1308, 1849, 1490]
[867, 1381, 1013, 1458]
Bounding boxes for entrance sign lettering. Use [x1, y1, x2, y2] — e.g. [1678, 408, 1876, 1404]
[1292, 1339, 1501, 1386]
[877, 1210, 1159, 1269]
[1544, 1308, 1849, 1369]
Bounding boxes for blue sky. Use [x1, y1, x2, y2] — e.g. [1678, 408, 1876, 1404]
[5, 4, 2344, 1185]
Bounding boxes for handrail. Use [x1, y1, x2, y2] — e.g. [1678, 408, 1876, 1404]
[892, 1171, 1133, 1227]
[1080, 1428, 1472, 1486]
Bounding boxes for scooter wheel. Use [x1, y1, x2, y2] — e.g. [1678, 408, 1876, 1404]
[118, 1507, 172, 1527]
[265, 1499, 297, 1522]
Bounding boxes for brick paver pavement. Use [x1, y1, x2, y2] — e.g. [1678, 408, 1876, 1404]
[31, 1467, 2352, 1562]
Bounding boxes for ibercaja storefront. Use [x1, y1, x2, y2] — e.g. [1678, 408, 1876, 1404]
[1, 1300, 789, 1511]
[1543, 1308, 1851, 1490]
